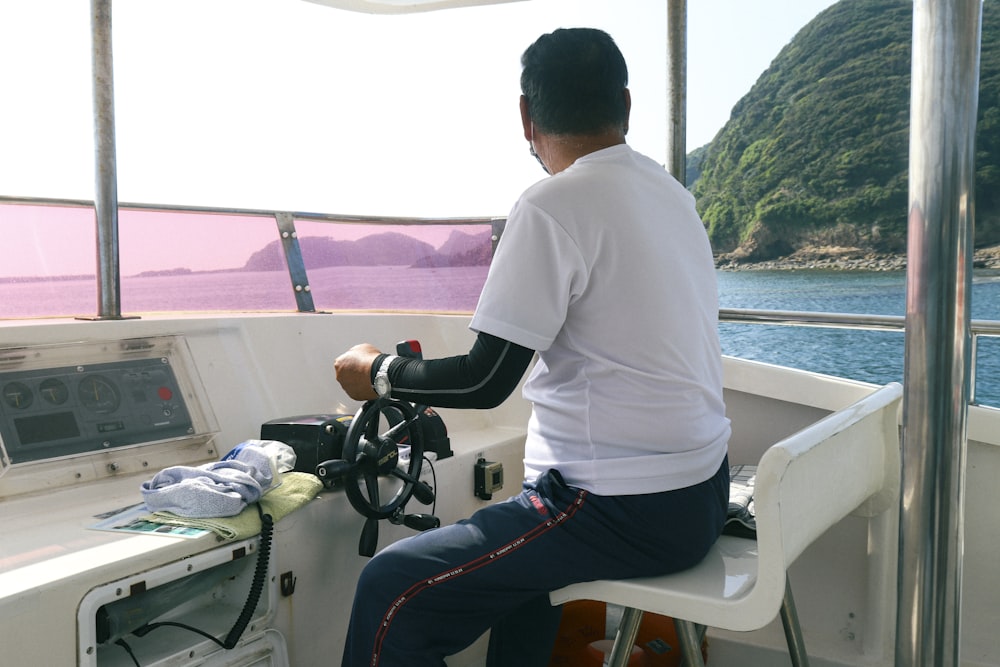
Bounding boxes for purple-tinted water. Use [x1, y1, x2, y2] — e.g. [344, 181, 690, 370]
[0, 265, 489, 318]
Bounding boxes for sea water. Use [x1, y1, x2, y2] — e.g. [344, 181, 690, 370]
[717, 269, 1000, 407]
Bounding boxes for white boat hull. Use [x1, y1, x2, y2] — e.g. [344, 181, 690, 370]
[0, 312, 997, 666]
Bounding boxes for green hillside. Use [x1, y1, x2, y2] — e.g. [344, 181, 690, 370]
[691, 0, 1000, 262]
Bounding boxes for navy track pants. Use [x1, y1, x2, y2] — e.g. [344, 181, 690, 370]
[341, 460, 728, 667]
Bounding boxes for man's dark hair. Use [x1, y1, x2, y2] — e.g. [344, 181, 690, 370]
[520, 28, 629, 136]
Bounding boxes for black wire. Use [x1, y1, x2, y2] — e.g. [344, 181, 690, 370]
[423, 453, 437, 515]
[114, 638, 141, 667]
[132, 619, 227, 647]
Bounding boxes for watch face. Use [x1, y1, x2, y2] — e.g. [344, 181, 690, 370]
[374, 375, 391, 397]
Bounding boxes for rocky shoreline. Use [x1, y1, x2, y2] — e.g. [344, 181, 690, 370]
[715, 244, 1000, 272]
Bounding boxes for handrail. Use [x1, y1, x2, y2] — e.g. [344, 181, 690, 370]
[720, 308, 1000, 338]
[0, 195, 500, 227]
[721, 308, 906, 331]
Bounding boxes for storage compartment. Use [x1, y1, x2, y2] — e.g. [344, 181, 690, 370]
[78, 538, 280, 667]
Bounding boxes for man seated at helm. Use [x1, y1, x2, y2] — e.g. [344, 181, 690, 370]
[333, 26, 730, 667]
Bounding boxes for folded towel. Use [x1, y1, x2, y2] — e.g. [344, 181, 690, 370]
[140, 444, 279, 518]
[146, 472, 323, 540]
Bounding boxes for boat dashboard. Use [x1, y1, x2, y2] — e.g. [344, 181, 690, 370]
[0, 314, 529, 666]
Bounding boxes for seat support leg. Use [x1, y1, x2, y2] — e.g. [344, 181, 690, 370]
[674, 619, 707, 667]
[606, 607, 644, 667]
[779, 575, 810, 667]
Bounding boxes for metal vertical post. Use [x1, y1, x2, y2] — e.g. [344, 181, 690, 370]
[490, 217, 506, 254]
[91, 0, 122, 319]
[666, 0, 686, 184]
[274, 213, 316, 312]
[897, 0, 981, 664]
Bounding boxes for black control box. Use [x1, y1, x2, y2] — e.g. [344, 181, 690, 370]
[260, 414, 353, 475]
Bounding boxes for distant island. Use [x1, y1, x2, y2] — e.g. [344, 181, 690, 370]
[241, 229, 492, 272]
[133, 268, 194, 278]
[0, 274, 96, 284]
[716, 244, 1000, 272]
[113, 228, 493, 279]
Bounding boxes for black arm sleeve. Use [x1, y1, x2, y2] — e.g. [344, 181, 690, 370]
[369, 332, 534, 409]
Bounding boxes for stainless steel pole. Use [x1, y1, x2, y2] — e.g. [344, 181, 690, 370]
[91, 0, 122, 319]
[897, 0, 981, 664]
[666, 0, 686, 183]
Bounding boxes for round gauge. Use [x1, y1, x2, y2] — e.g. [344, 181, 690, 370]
[2, 381, 34, 410]
[39, 378, 70, 405]
[77, 374, 121, 414]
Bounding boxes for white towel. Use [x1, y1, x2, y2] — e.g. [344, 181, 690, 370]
[140, 444, 277, 518]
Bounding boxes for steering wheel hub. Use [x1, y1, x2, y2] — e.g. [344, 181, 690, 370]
[370, 437, 400, 474]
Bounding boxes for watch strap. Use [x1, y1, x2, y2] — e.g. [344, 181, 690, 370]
[373, 354, 398, 397]
[370, 353, 391, 384]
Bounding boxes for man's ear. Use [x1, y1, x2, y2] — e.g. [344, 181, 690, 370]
[520, 95, 533, 142]
[623, 88, 632, 135]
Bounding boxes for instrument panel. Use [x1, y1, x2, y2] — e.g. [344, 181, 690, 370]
[0, 336, 217, 471]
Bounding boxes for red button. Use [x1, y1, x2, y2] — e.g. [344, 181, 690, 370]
[158, 387, 173, 401]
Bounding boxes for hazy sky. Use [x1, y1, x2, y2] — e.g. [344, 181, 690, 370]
[0, 0, 839, 275]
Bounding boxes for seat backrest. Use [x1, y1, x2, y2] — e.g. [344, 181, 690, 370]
[753, 382, 902, 581]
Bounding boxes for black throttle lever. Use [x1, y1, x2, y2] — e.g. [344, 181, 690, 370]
[403, 513, 441, 531]
[316, 458, 354, 483]
[389, 467, 435, 505]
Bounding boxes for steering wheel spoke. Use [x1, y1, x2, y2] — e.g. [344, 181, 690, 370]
[363, 472, 381, 508]
[383, 414, 419, 443]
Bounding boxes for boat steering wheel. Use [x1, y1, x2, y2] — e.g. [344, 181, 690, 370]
[317, 397, 437, 556]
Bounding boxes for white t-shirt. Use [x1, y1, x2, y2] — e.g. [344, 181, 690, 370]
[470, 144, 730, 495]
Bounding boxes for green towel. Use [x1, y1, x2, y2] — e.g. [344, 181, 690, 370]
[146, 472, 324, 540]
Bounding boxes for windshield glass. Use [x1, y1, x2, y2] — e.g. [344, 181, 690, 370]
[0, 0, 844, 317]
[0, 0, 670, 316]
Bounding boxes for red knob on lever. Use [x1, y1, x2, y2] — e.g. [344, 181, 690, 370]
[396, 340, 423, 360]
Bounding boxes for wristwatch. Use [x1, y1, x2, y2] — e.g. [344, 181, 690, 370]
[372, 355, 398, 398]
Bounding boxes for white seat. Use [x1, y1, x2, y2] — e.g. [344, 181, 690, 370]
[550, 382, 903, 667]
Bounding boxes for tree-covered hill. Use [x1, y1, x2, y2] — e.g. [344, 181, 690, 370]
[692, 0, 1000, 263]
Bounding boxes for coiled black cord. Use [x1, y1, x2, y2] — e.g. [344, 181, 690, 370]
[223, 505, 273, 649]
